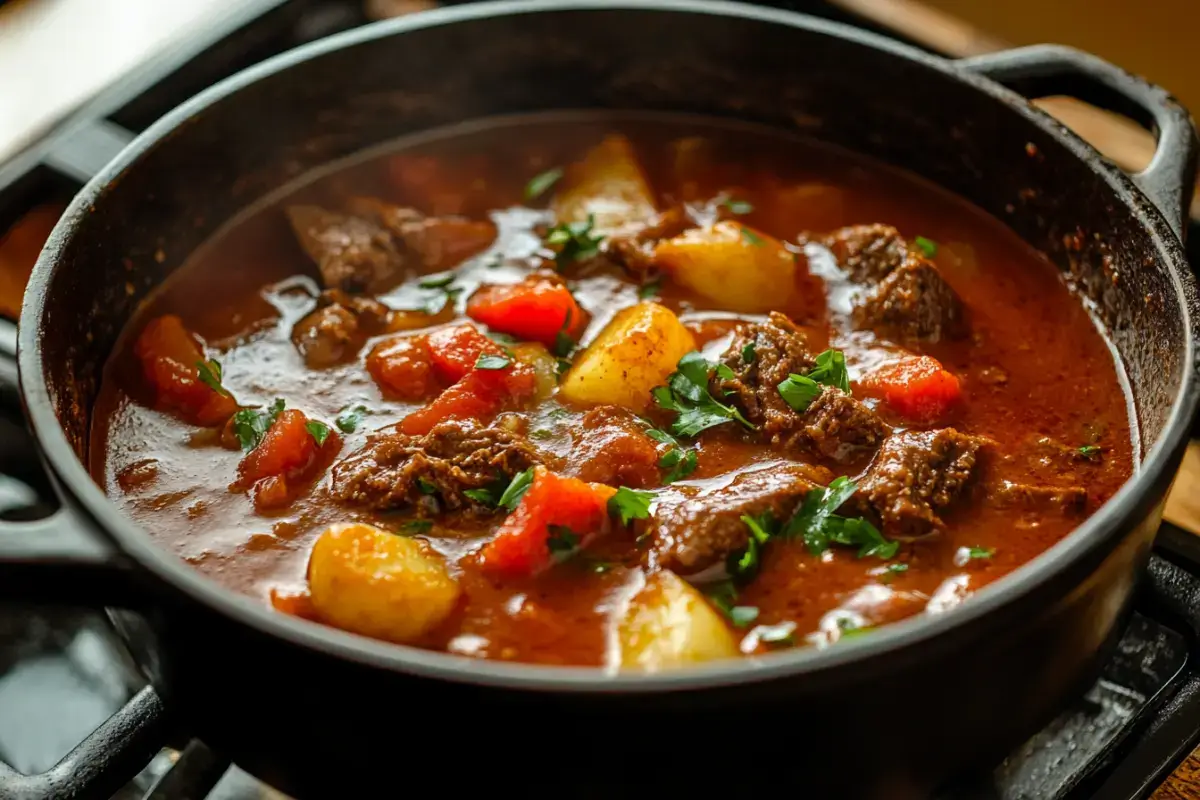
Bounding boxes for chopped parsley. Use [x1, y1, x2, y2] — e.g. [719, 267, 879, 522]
[546, 214, 604, 268]
[475, 354, 512, 370]
[524, 166, 563, 201]
[659, 447, 698, 483]
[486, 332, 520, 346]
[837, 618, 871, 639]
[728, 510, 776, 582]
[546, 525, 580, 558]
[706, 581, 740, 617]
[887, 563, 909, 574]
[638, 277, 662, 299]
[305, 420, 330, 446]
[723, 198, 754, 215]
[608, 487, 654, 526]
[463, 474, 514, 507]
[652, 351, 755, 437]
[416, 477, 439, 495]
[729, 605, 760, 627]
[1078, 444, 1102, 460]
[741, 341, 756, 363]
[335, 404, 368, 434]
[398, 520, 433, 535]
[777, 348, 850, 412]
[195, 359, 231, 397]
[552, 310, 577, 358]
[497, 468, 534, 511]
[786, 477, 898, 559]
[417, 273, 463, 314]
[232, 398, 285, 451]
[966, 546, 994, 560]
[914, 236, 939, 258]
[418, 274, 456, 289]
[740, 226, 764, 247]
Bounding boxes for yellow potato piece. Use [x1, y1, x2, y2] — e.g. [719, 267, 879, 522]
[551, 134, 657, 235]
[617, 571, 739, 671]
[653, 221, 796, 313]
[558, 302, 695, 412]
[308, 522, 460, 645]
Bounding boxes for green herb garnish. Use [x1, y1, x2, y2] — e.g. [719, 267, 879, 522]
[417, 477, 438, 496]
[785, 477, 898, 560]
[914, 236, 938, 258]
[608, 487, 654, 526]
[729, 605, 760, 627]
[232, 398, 285, 451]
[497, 468, 535, 511]
[1078, 444, 1102, 460]
[546, 214, 604, 268]
[723, 198, 754, 215]
[195, 359, 230, 397]
[741, 341, 756, 363]
[740, 227, 763, 246]
[965, 546, 994, 560]
[638, 277, 662, 299]
[546, 525, 580, 558]
[335, 404, 368, 434]
[398, 520, 433, 535]
[475, 354, 512, 370]
[777, 348, 849, 412]
[305, 420, 330, 446]
[416, 273, 463, 314]
[652, 351, 755, 437]
[659, 447, 698, 483]
[524, 167, 563, 201]
[887, 563, 909, 574]
[552, 309, 577, 358]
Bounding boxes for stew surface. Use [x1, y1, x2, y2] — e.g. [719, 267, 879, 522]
[92, 114, 1135, 669]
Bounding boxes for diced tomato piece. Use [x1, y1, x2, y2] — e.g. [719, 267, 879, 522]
[366, 335, 439, 400]
[133, 314, 237, 426]
[867, 355, 962, 422]
[466, 276, 588, 347]
[426, 324, 507, 383]
[398, 361, 536, 435]
[238, 409, 341, 487]
[479, 467, 617, 577]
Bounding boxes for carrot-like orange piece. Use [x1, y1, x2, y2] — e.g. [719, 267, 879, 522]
[366, 335, 439, 400]
[133, 314, 237, 426]
[466, 276, 587, 347]
[479, 467, 617, 577]
[868, 355, 962, 422]
[237, 410, 341, 510]
[426, 324, 507, 383]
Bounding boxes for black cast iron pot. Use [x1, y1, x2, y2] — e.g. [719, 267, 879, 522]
[1, 2, 1198, 798]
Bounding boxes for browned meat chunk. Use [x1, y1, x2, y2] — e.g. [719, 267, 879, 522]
[822, 224, 964, 343]
[987, 481, 1088, 514]
[292, 289, 392, 368]
[569, 406, 661, 488]
[287, 200, 496, 294]
[605, 207, 693, 274]
[287, 206, 405, 294]
[331, 419, 553, 515]
[651, 463, 833, 574]
[857, 429, 987, 539]
[714, 313, 886, 462]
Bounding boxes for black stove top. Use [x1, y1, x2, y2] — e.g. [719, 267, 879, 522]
[1, 2, 1199, 798]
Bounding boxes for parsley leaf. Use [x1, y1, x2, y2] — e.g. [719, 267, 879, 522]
[783, 476, 897, 560]
[967, 546, 994, 560]
[1078, 444, 1102, 460]
[723, 198, 754, 215]
[305, 420, 330, 446]
[777, 348, 850, 411]
[741, 341, 756, 363]
[608, 487, 654, 526]
[416, 477, 438, 495]
[524, 167, 563, 201]
[887, 563, 909, 574]
[416, 273, 463, 314]
[706, 581, 740, 617]
[546, 525, 580, 558]
[659, 447, 698, 483]
[740, 227, 763, 246]
[546, 214, 604, 268]
[335, 404, 368, 434]
[728, 510, 777, 583]
[497, 468, 534, 511]
[653, 351, 755, 437]
[638, 277, 662, 299]
[729, 605, 760, 627]
[915, 236, 938, 258]
[232, 398, 285, 451]
[398, 520, 433, 535]
[196, 359, 231, 397]
[552, 309, 577, 358]
[475, 354, 511, 370]
[486, 332, 520, 346]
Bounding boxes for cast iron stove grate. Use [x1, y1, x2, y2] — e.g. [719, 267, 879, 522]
[1, 2, 1199, 798]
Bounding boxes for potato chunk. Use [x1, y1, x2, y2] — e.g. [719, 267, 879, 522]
[653, 221, 796, 313]
[617, 571, 739, 671]
[551, 134, 656, 235]
[308, 522, 460, 644]
[558, 302, 695, 412]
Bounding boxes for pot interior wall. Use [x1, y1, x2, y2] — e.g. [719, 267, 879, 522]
[33, 5, 1187, 466]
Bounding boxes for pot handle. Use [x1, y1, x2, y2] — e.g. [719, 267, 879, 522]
[957, 45, 1198, 240]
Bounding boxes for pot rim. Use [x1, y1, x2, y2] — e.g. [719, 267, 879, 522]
[18, 0, 1200, 692]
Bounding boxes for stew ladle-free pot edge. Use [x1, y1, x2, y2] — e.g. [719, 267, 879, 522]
[3, 2, 1199, 797]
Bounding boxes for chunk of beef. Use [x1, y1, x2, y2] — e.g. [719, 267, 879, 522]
[331, 419, 554, 516]
[651, 463, 833, 574]
[821, 224, 964, 343]
[987, 481, 1087, 514]
[605, 206, 693, 274]
[292, 290, 392, 368]
[287, 200, 496, 294]
[286, 206, 405, 294]
[713, 313, 886, 463]
[857, 429, 987, 539]
[569, 406, 661, 488]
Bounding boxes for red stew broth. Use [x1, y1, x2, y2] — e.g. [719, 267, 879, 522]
[91, 114, 1134, 666]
